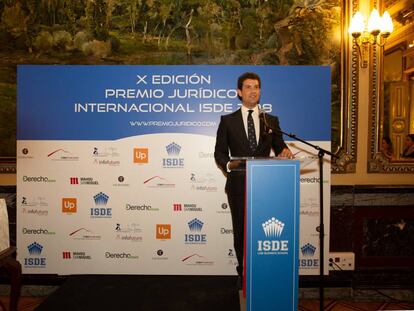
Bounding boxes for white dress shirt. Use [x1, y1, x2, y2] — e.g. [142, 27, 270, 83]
[226, 105, 260, 172]
[241, 105, 260, 145]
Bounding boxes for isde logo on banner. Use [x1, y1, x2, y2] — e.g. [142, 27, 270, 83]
[300, 243, 319, 268]
[24, 242, 46, 268]
[133, 148, 149, 164]
[162, 142, 184, 168]
[156, 224, 171, 240]
[62, 198, 77, 214]
[257, 217, 289, 255]
[185, 218, 207, 244]
[90, 192, 112, 218]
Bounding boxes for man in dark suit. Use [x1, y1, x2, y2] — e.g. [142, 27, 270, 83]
[214, 72, 292, 278]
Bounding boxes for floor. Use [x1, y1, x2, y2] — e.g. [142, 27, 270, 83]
[1, 296, 414, 311]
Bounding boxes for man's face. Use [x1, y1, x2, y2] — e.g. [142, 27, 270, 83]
[405, 136, 414, 147]
[238, 79, 260, 109]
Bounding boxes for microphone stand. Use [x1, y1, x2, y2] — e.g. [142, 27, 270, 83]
[260, 112, 337, 311]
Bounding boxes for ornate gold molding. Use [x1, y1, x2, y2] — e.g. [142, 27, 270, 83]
[367, 0, 414, 173]
[332, 0, 359, 173]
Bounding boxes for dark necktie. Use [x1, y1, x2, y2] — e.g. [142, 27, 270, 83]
[247, 109, 257, 152]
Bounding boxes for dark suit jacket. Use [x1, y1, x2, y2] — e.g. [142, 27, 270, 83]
[214, 109, 287, 195]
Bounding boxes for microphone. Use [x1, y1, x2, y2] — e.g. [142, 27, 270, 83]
[259, 108, 272, 135]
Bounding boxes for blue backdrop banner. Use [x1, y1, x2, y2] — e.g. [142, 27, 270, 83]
[18, 65, 330, 140]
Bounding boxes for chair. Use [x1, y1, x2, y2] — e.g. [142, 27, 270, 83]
[0, 198, 21, 311]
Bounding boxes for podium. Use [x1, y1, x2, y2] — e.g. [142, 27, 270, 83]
[241, 158, 300, 311]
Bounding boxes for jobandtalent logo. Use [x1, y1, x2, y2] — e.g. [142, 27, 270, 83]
[162, 142, 184, 168]
[113, 176, 130, 187]
[133, 148, 149, 163]
[185, 218, 206, 244]
[91, 192, 112, 218]
[257, 216, 289, 256]
[216, 203, 230, 215]
[47, 149, 79, 161]
[24, 242, 46, 268]
[152, 249, 168, 260]
[18, 148, 33, 159]
[62, 198, 77, 214]
[143, 176, 175, 188]
[69, 228, 101, 240]
[299, 243, 319, 269]
[156, 224, 171, 240]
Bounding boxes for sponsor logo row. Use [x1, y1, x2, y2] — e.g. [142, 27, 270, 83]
[20, 194, 229, 217]
[18, 143, 214, 168]
[24, 240, 234, 268]
[21, 173, 218, 192]
[21, 220, 232, 244]
[23, 238, 317, 269]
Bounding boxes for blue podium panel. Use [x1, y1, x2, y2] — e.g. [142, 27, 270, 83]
[246, 160, 300, 311]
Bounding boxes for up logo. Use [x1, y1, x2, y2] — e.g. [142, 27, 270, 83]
[156, 224, 171, 240]
[133, 148, 148, 164]
[62, 198, 77, 213]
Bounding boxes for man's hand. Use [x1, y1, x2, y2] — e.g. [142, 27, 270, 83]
[278, 148, 294, 159]
[228, 160, 242, 170]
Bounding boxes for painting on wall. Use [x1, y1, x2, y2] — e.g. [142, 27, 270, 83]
[0, 0, 343, 173]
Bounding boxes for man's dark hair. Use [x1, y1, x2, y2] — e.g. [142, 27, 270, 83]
[237, 72, 261, 90]
[237, 72, 261, 101]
